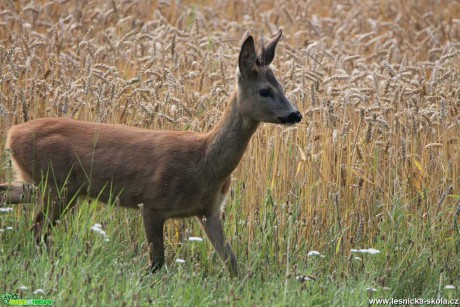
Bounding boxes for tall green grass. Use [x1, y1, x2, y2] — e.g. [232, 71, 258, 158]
[1, 183, 458, 305]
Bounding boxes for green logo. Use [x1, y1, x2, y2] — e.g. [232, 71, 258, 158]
[1, 293, 19, 304]
[1, 292, 53, 306]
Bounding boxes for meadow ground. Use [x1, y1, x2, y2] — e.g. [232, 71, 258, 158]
[0, 0, 459, 305]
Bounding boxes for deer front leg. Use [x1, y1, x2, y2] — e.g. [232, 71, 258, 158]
[142, 210, 165, 273]
[198, 212, 238, 277]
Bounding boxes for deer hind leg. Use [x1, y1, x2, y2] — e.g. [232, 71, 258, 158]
[32, 186, 61, 244]
[31, 182, 78, 245]
[142, 209, 166, 273]
[0, 183, 36, 204]
[198, 212, 238, 277]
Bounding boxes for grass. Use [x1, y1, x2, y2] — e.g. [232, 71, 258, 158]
[1, 0, 459, 305]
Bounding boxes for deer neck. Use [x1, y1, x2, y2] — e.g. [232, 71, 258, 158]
[204, 90, 259, 182]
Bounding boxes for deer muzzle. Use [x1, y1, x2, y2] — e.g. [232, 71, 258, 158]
[278, 111, 302, 124]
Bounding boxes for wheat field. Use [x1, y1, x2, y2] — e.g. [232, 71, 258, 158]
[0, 0, 459, 305]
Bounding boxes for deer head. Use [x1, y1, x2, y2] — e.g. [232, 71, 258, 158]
[237, 30, 302, 125]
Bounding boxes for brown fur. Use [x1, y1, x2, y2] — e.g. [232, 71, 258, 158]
[0, 30, 301, 276]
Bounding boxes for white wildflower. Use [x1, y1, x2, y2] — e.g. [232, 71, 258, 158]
[0, 207, 14, 213]
[91, 226, 105, 236]
[296, 275, 315, 282]
[367, 248, 380, 255]
[444, 285, 455, 290]
[175, 258, 185, 263]
[357, 248, 380, 255]
[307, 250, 325, 258]
[188, 237, 203, 242]
[33, 289, 46, 295]
[91, 223, 108, 240]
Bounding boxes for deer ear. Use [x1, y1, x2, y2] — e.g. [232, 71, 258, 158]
[262, 30, 282, 66]
[238, 35, 257, 78]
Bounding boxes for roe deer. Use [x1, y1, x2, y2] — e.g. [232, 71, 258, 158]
[0, 30, 301, 276]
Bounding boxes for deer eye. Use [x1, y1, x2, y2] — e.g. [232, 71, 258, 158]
[259, 89, 272, 98]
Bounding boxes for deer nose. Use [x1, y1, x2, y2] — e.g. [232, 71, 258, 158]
[279, 111, 302, 124]
[288, 111, 302, 123]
